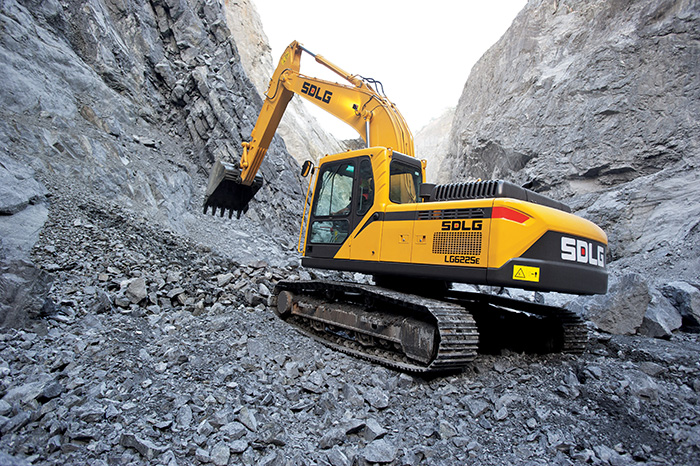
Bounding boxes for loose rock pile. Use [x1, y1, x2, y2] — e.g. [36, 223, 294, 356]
[1, 183, 699, 466]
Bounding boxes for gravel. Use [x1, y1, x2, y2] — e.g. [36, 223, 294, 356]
[1, 185, 699, 466]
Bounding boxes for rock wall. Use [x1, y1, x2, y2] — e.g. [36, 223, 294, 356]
[0, 0, 307, 237]
[0, 0, 308, 328]
[222, 0, 344, 164]
[415, 107, 456, 183]
[442, 0, 700, 336]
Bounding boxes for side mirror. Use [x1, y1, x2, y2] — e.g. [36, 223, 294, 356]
[301, 160, 314, 177]
[419, 183, 436, 202]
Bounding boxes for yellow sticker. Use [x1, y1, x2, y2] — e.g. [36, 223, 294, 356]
[513, 265, 540, 282]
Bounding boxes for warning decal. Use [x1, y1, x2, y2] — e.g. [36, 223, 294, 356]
[512, 265, 540, 282]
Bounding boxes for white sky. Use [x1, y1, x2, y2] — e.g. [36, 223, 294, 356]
[253, 0, 526, 139]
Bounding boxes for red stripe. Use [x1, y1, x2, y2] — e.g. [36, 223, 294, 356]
[492, 206, 529, 224]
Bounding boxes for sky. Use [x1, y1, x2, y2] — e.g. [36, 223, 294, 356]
[253, 0, 526, 139]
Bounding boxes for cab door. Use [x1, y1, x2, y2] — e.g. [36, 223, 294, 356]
[349, 157, 380, 261]
[305, 158, 363, 260]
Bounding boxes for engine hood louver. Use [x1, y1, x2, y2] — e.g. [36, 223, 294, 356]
[426, 180, 571, 213]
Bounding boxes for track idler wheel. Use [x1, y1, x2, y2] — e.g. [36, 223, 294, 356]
[276, 290, 294, 318]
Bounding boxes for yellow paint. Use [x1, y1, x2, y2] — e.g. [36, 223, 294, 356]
[512, 265, 540, 282]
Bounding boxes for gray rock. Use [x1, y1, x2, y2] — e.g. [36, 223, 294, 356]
[0, 452, 31, 466]
[244, 287, 264, 306]
[221, 421, 247, 440]
[439, 420, 458, 438]
[217, 272, 234, 287]
[197, 420, 214, 436]
[0, 261, 54, 329]
[257, 452, 282, 466]
[364, 387, 390, 409]
[0, 400, 11, 416]
[120, 433, 166, 460]
[586, 274, 649, 335]
[1, 411, 31, 434]
[361, 438, 398, 463]
[326, 446, 351, 466]
[663, 281, 700, 331]
[2, 377, 51, 404]
[466, 398, 490, 418]
[628, 371, 660, 403]
[210, 441, 230, 466]
[639, 361, 665, 378]
[195, 448, 210, 463]
[493, 406, 508, 422]
[639, 288, 683, 338]
[396, 373, 414, 389]
[177, 404, 193, 428]
[92, 289, 115, 314]
[229, 439, 248, 454]
[237, 406, 257, 432]
[125, 277, 148, 304]
[365, 418, 388, 441]
[246, 338, 266, 359]
[319, 427, 345, 449]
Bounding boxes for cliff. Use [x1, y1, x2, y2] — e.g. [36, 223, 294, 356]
[222, 0, 344, 164]
[0, 0, 307, 327]
[442, 0, 700, 336]
[415, 107, 456, 183]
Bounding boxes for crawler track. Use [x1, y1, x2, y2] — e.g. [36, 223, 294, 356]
[272, 280, 587, 373]
[445, 290, 588, 355]
[273, 280, 478, 373]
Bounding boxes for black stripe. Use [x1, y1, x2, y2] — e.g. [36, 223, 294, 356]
[354, 212, 384, 238]
[302, 257, 488, 284]
[353, 207, 493, 238]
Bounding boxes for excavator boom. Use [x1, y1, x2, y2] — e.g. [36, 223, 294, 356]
[203, 41, 413, 217]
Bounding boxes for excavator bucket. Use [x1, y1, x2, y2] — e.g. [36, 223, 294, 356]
[203, 160, 263, 219]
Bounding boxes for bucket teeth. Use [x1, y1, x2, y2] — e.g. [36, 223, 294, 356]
[202, 161, 263, 219]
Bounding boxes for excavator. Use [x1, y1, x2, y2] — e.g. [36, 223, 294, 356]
[203, 41, 608, 373]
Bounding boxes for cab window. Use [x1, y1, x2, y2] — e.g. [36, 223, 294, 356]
[389, 160, 421, 204]
[309, 162, 354, 244]
[356, 159, 374, 215]
[313, 162, 354, 217]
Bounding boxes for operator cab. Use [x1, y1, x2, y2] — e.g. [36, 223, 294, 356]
[304, 149, 422, 259]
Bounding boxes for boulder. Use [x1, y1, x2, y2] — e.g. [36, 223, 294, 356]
[639, 288, 683, 338]
[662, 281, 700, 332]
[0, 261, 53, 329]
[586, 274, 648, 335]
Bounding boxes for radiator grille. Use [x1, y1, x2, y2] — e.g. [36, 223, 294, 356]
[417, 208, 487, 220]
[433, 231, 482, 256]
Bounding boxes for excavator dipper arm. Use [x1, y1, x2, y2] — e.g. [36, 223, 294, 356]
[203, 41, 414, 218]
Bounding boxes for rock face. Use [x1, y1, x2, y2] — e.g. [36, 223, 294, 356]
[0, 0, 319, 332]
[442, 0, 700, 336]
[414, 108, 455, 183]
[0, 2, 699, 465]
[0, 0, 305, 264]
[222, 0, 344, 165]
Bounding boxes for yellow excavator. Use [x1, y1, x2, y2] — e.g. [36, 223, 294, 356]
[204, 41, 608, 373]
